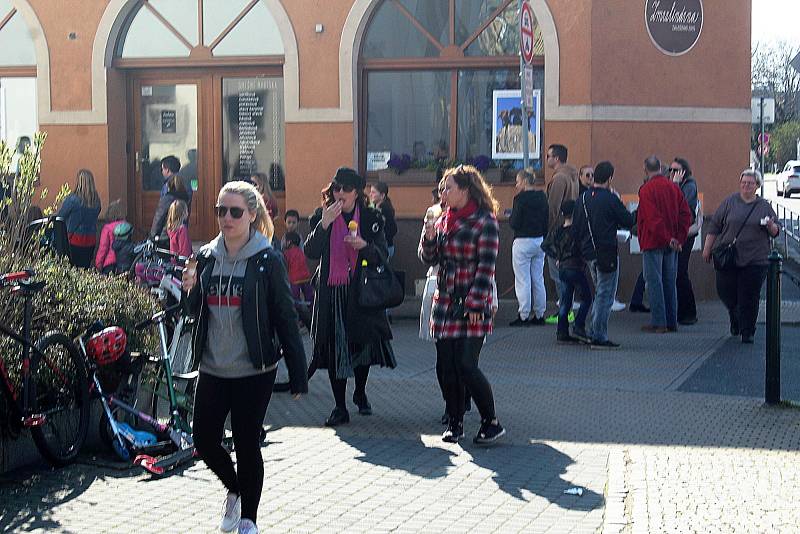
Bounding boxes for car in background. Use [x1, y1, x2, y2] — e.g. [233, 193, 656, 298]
[776, 160, 800, 197]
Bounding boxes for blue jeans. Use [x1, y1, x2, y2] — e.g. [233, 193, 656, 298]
[588, 259, 619, 342]
[558, 268, 592, 335]
[642, 247, 678, 328]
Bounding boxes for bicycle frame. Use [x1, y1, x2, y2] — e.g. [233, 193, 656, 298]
[0, 285, 52, 428]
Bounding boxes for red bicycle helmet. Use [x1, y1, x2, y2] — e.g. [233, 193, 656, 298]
[87, 326, 127, 366]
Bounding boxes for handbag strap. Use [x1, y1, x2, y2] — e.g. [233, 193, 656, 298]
[730, 200, 759, 245]
[581, 191, 599, 254]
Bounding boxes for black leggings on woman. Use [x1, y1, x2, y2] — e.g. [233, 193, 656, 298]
[193, 370, 276, 524]
[329, 365, 369, 409]
[435, 337, 495, 422]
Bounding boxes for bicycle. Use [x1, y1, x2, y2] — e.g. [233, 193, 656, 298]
[0, 269, 89, 466]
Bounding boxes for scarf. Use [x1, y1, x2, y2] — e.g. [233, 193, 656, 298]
[328, 204, 360, 286]
[442, 199, 478, 234]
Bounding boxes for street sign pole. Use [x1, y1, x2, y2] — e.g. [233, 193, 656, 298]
[760, 96, 765, 196]
[520, 0, 529, 170]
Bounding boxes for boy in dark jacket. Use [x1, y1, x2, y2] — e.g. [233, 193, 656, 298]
[545, 200, 592, 343]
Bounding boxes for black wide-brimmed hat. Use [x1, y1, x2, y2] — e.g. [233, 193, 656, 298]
[332, 167, 365, 190]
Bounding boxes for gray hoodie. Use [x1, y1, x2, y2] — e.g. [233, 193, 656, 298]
[199, 230, 275, 378]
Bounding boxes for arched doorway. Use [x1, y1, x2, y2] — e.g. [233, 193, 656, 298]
[112, 0, 287, 239]
[0, 0, 37, 158]
[357, 0, 545, 181]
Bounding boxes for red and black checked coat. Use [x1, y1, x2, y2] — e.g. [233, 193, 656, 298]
[418, 208, 499, 339]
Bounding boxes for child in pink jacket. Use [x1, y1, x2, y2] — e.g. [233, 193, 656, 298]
[166, 200, 192, 258]
[94, 200, 125, 274]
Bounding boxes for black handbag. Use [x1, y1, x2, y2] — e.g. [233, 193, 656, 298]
[357, 260, 404, 309]
[582, 192, 618, 273]
[712, 201, 758, 271]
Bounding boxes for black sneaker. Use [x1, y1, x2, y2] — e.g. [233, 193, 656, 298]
[509, 315, 528, 326]
[273, 381, 290, 393]
[352, 392, 372, 415]
[527, 316, 545, 326]
[741, 333, 754, 344]
[629, 304, 650, 313]
[590, 340, 620, 350]
[678, 317, 698, 325]
[324, 407, 350, 427]
[473, 419, 506, 445]
[442, 420, 464, 443]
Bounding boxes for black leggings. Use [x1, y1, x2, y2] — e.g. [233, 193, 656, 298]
[193, 370, 276, 524]
[329, 365, 369, 409]
[716, 265, 768, 337]
[435, 337, 495, 422]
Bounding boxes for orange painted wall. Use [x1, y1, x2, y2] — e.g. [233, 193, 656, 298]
[28, 0, 106, 111]
[548, 1, 592, 105]
[284, 122, 355, 217]
[283, 0, 351, 109]
[590, 0, 751, 108]
[38, 124, 110, 209]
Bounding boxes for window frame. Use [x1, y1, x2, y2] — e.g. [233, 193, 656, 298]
[112, 0, 284, 69]
[358, 0, 544, 177]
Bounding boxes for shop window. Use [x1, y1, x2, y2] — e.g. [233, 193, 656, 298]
[221, 77, 284, 189]
[366, 71, 450, 169]
[360, 0, 544, 178]
[117, 0, 284, 60]
[0, 77, 37, 168]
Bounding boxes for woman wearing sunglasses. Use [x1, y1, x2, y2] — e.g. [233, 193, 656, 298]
[182, 181, 308, 534]
[305, 167, 396, 427]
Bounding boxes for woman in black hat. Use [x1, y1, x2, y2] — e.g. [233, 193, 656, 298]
[305, 167, 396, 426]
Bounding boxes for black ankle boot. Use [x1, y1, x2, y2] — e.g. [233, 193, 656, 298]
[352, 392, 372, 415]
[325, 407, 350, 427]
[442, 419, 464, 443]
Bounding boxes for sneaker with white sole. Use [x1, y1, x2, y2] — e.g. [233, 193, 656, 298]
[611, 300, 626, 312]
[238, 519, 259, 534]
[220, 492, 241, 532]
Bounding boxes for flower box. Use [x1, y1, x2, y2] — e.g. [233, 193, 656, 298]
[377, 168, 438, 184]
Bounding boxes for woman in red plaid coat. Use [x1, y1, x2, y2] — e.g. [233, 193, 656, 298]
[419, 165, 505, 445]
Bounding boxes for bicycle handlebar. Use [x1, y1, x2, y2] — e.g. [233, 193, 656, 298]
[134, 302, 183, 331]
[0, 269, 35, 287]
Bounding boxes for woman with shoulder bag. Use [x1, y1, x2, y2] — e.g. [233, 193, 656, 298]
[702, 169, 779, 343]
[182, 181, 307, 534]
[305, 167, 396, 427]
[418, 165, 505, 445]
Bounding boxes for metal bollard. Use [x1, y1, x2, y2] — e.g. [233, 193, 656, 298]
[765, 248, 782, 405]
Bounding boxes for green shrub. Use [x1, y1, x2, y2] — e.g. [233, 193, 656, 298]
[0, 133, 159, 392]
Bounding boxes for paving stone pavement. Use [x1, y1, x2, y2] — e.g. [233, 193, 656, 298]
[1, 301, 799, 533]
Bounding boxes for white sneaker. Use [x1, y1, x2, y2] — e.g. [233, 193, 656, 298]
[611, 300, 626, 312]
[220, 492, 241, 532]
[238, 519, 259, 534]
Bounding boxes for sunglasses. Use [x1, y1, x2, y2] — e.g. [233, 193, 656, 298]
[215, 205, 245, 219]
[331, 182, 356, 193]
[669, 168, 682, 173]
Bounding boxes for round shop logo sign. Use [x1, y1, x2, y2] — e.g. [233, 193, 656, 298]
[645, 0, 703, 56]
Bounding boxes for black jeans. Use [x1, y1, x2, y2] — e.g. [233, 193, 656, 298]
[630, 271, 646, 307]
[193, 370, 276, 524]
[676, 235, 697, 321]
[329, 365, 369, 409]
[715, 265, 768, 337]
[435, 337, 495, 423]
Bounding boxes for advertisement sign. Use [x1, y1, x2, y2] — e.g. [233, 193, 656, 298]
[645, 0, 703, 56]
[491, 89, 540, 160]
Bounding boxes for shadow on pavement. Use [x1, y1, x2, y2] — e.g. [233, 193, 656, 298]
[336, 433, 602, 510]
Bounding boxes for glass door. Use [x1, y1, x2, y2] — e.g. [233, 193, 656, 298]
[132, 80, 202, 239]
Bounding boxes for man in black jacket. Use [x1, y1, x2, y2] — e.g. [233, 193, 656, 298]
[572, 161, 634, 349]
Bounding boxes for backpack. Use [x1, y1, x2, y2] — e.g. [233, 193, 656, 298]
[112, 222, 135, 274]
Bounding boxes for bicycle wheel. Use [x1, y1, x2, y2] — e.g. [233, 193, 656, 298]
[30, 332, 90, 467]
[146, 344, 196, 433]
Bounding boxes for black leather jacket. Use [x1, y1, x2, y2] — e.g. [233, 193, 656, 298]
[185, 247, 308, 394]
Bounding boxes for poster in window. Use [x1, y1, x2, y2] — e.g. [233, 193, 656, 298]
[161, 110, 176, 134]
[491, 89, 540, 160]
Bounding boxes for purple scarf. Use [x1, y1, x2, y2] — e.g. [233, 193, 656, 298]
[328, 205, 360, 286]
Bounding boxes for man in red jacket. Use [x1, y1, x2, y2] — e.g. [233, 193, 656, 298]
[637, 156, 692, 333]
